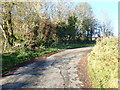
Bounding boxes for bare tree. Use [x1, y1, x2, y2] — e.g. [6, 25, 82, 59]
[101, 11, 113, 37]
[74, 2, 97, 41]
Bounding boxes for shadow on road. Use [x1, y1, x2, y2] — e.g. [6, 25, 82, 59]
[2, 82, 28, 88]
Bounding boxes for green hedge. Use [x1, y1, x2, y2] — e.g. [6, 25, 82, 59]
[2, 43, 96, 72]
[88, 36, 118, 88]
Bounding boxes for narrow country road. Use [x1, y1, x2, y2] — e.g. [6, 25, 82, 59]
[1, 47, 92, 88]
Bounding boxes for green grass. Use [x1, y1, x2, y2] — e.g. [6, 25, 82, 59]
[88, 36, 118, 88]
[1, 42, 96, 72]
[51, 41, 96, 49]
[1, 48, 59, 71]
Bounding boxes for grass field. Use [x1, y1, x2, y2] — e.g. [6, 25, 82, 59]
[88, 36, 118, 88]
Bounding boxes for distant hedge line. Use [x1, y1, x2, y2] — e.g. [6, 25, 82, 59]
[88, 36, 118, 88]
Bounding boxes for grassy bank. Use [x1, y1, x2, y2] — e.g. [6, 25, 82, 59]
[1, 42, 95, 72]
[88, 36, 118, 88]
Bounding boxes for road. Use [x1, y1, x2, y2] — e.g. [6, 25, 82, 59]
[1, 47, 92, 88]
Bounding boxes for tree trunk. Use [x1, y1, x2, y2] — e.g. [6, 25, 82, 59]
[90, 29, 93, 41]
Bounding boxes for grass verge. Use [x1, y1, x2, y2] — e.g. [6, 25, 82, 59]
[1, 42, 95, 72]
[88, 36, 118, 88]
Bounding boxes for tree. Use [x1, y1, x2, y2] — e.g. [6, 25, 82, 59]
[74, 2, 97, 41]
[56, 15, 78, 43]
[0, 2, 43, 51]
[67, 15, 78, 40]
[0, 2, 16, 51]
[56, 22, 68, 43]
[99, 11, 114, 37]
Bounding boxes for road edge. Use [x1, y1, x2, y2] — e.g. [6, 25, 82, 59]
[77, 49, 93, 88]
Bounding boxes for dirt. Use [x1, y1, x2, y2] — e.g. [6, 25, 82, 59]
[77, 50, 93, 88]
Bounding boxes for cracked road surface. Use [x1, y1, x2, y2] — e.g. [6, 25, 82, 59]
[1, 47, 92, 88]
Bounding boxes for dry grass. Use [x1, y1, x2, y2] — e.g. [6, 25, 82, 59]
[88, 36, 118, 88]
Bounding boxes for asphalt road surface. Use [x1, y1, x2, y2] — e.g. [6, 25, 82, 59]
[1, 47, 92, 88]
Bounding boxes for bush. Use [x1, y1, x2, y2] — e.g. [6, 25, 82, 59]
[88, 36, 118, 88]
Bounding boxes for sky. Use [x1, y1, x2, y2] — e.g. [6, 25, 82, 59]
[73, 0, 118, 36]
[1, 0, 118, 36]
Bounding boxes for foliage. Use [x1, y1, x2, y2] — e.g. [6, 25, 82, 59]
[56, 22, 68, 39]
[88, 36, 118, 88]
[0, 1, 114, 75]
[2, 42, 96, 71]
[74, 2, 99, 41]
[2, 47, 58, 71]
[0, 2, 110, 52]
[56, 15, 78, 44]
[67, 15, 78, 40]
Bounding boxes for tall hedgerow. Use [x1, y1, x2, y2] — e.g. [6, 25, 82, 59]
[88, 36, 118, 88]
